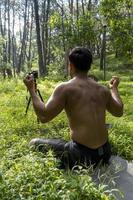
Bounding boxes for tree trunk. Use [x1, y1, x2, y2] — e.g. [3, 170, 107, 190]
[76, 0, 79, 40]
[68, 0, 74, 16]
[81, 0, 85, 15]
[33, 0, 46, 76]
[61, 0, 65, 52]
[41, 0, 50, 69]
[12, 0, 16, 77]
[100, 25, 107, 79]
[2, 0, 8, 78]
[18, 0, 28, 73]
[27, 3, 34, 71]
[7, 0, 11, 63]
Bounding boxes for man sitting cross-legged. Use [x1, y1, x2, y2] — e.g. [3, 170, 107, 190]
[24, 47, 123, 169]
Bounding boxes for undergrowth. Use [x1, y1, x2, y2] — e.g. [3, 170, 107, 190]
[0, 65, 133, 199]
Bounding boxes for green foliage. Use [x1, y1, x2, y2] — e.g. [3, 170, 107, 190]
[100, 0, 133, 58]
[91, 54, 133, 81]
[1, 74, 131, 199]
[48, 8, 101, 76]
[0, 55, 132, 199]
[47, 47, 66, 79]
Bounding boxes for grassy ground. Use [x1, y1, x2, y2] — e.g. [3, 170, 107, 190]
[0, 56, 133, 199]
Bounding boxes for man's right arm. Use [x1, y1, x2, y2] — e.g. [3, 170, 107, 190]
[106, 76, 123, 117]
[24, 75, 67, 123]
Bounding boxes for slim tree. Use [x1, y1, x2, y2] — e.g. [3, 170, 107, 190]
[18, 0, 28, 73]
[33, 0, 46, 76]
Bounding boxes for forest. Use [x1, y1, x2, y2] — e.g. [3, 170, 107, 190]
[0, 0, 132, 78]
[0, 0, 133, 200]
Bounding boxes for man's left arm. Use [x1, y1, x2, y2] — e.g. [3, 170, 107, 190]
[24, 75, 66, 123]
[106, 76, 123, 117]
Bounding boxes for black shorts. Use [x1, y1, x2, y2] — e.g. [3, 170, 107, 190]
[31, 138, 111, 169]
[63, 140, 111, 169]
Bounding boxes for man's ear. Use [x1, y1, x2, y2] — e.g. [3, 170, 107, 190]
[69, 62, 75, 71]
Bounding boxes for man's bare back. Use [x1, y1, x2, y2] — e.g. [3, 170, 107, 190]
[64, 76, 108, 149]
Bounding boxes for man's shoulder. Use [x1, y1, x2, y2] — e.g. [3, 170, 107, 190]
[94, 82, 110, 97]
[54, 81, 72, 94]
[55, 80, 78, 98]
[56, 79, 75, 88]
[98, 84, 111, 102]
[96, 82, 109, 92]
[55, 80, 71, 89]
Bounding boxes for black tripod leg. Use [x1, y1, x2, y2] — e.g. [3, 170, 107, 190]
[25, 96, 31, 115]
[37, 89, 44, 102]
[25, 89, 43, 122]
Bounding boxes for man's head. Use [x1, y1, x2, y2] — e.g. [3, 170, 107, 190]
[68, 47, 92, 76]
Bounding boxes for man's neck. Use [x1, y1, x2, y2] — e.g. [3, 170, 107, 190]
[73, 72, 88, 79]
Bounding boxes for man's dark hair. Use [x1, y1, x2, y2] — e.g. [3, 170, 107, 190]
[69, 47, 92, 72]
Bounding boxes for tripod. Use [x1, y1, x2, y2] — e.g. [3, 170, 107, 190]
[25, 79, 44, 121]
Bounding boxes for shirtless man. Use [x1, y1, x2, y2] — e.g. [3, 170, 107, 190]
[24, 47, 123, 169]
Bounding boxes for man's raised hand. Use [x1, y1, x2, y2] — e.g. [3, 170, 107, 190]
[109, 76, 120, 89]
[23, 74, 35, 93]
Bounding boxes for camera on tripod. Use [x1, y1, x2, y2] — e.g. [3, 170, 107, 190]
[25, 70, 44, 121]
[29, 70, 38, 80]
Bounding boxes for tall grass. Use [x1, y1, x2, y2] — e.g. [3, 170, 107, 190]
[0, 62, 133, 199]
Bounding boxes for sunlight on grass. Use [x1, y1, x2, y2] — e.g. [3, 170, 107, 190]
[0, 69, 133, 199]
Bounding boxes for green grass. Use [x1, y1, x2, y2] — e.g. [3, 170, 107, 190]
[91, 54, 133, 81]
[0, 59, 133, 199]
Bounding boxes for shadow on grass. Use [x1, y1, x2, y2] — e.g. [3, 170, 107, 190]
[93, 156, 133, 200]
